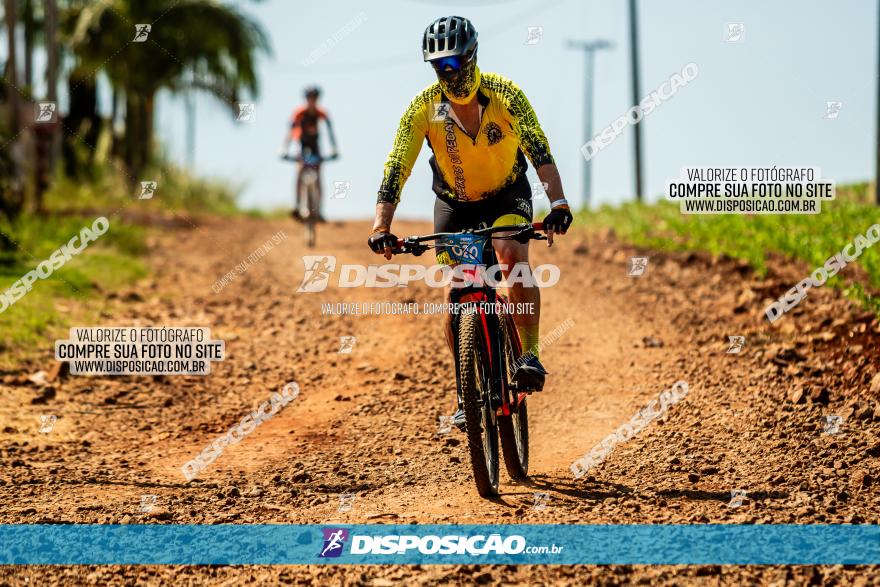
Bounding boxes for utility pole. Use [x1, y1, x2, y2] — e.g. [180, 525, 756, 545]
[185, 92, 196, 168]
[628, 0, 644, 201]
[565, 39, 613, 209]
[876, 0, 880, 204]
[4, 0, 20, 135]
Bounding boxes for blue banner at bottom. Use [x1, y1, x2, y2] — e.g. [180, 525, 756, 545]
[0, 524, 877, 565]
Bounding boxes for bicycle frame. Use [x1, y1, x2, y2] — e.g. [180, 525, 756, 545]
[450, 249, 529, 417]
[395, 223, 544, 417]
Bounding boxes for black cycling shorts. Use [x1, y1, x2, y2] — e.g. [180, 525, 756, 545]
[433, 175, 533, 234]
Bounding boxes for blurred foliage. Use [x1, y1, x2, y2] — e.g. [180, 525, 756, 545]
[43, 160, 242, 216]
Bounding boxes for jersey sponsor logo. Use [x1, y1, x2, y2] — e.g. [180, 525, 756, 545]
[443, 117, 467, 198]
[484, 122, 504, 145]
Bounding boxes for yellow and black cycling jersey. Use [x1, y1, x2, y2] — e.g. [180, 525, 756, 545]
[377, 72, 555, 205]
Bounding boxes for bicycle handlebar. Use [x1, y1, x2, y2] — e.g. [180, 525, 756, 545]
[280, 153, 339, 164]
[391, 223, 546, 255]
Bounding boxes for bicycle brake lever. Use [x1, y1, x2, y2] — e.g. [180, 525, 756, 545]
[512, 228, 536, 244]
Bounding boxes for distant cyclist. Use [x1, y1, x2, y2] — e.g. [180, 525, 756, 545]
[368, 16, 572, 426]
[281, 86, 338, 221]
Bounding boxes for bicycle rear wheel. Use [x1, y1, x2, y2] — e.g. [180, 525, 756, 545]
[498, 312, 529, 480]
[458, 308, 500, 497]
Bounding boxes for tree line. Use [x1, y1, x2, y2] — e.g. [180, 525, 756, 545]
[1, 0, 269, 221]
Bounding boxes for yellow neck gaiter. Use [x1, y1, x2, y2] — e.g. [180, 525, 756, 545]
[439, 63, 481, 104]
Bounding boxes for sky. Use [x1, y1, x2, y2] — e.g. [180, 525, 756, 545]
[154, 0, 878, 220]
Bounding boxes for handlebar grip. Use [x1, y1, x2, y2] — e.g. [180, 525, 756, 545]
[532, 222, 544, 231]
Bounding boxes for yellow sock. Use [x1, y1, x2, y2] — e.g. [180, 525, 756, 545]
[518, 324, 540, 358]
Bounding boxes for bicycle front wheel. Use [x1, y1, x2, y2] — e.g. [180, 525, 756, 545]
[458, 308, 500, 497]
[498, 312, 529, 480]
[499, 398, 529, 480]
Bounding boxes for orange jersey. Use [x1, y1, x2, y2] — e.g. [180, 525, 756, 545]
[289, 106, 328, 142]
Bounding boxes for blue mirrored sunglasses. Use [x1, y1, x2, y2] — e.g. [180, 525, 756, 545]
[431, 54, 471, 72]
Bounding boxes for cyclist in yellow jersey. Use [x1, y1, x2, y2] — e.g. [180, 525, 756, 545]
[368, 16, 573, 426]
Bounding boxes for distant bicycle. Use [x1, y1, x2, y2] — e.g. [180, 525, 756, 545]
[281, 152, 337, 248]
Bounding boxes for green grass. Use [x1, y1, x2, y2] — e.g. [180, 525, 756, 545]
[0, 147, 244, 367]
[43, 160, 241, 217]
[577, 187, 880, 313]
[0, 212, 148, 368]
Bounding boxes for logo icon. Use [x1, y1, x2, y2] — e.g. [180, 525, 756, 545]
[133, 24, 151, 42]
[531, 181, 549, 201]
[728, 488, 747, 508]
[236, 103, 256, 122]
[39, 414, 57, 433]
[297, 256, 337, 292]
[431, 102, 451, 122]
[337, 493, 356, 513]
[138, 181, 158, 200]
[139, 494, 157, 513]
[627, 256, 649, 277]
[823, 414, 844, 435]
[532, 491, 550, 511]
[484, 122, 504, 145]
[824, 101, 842, 120]
[525, 26, 544, 45]
[338, 335, 357, 354]
[35, 102, 57, 123]
[727, 335, 745, 354]
[333, 181, 351, 199]
[725, 23, 744, 43]
[319, 528, 349, 558]
[437, 415, 454, 435]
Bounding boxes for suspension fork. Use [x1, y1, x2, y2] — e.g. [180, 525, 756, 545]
[452, 310, 463, 407]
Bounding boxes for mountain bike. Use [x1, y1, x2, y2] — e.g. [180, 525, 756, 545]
[391, 223, 548, 497]
[282, 152, 337, 248]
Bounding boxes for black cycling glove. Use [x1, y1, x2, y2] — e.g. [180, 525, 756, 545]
[368, 228, 398, 253]
[543, 205, 573, 234]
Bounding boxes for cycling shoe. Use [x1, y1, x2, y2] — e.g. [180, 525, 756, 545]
[452, 408, 466, 431]
[513, 356, 548, 391]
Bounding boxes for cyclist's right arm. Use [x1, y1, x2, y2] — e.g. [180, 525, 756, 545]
[376, 89, 432, 207]
[371, 89, 432, 257]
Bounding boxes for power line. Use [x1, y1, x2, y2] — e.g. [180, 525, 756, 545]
[275, 0, 573, 75]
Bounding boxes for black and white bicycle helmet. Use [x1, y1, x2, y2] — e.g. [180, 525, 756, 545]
[422, 16, 478, 62]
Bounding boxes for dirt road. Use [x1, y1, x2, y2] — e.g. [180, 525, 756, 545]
[1, 217, 878, 585]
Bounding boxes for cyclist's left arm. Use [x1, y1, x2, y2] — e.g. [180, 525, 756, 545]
[500, 78, 572, 239]
[320, 110, 339, 154]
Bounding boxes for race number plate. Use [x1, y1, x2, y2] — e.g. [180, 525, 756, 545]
[440, 233, 487, 267]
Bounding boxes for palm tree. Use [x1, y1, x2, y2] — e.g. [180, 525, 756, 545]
[1, 0, 26, 221]
[3, 0, 20, 136]
[66, 0, 270, 182]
